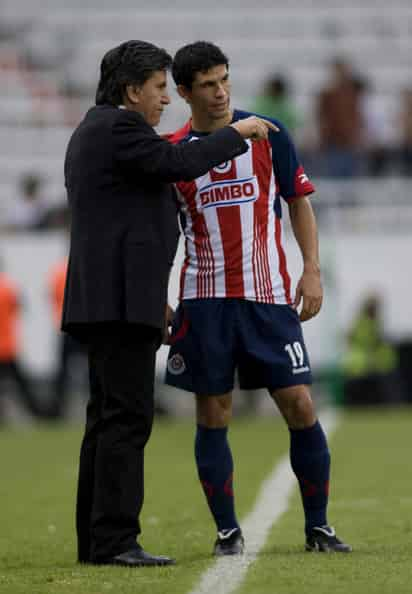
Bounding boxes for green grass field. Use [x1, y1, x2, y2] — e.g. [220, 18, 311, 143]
[1, 407, 411, 594]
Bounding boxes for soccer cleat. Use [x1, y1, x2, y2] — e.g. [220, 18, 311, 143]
[305, 525, 352, 553]
[213, 528, 245, 556]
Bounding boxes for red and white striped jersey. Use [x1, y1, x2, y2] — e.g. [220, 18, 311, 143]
[169, 110, 315, 304]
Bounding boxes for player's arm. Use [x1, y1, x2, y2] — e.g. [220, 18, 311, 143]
[288, 197, 323, 322]
[268, 120, 322, 322]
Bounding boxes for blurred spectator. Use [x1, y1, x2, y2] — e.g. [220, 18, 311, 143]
[316, 57, 365, 177]
[5, 173, 50, 231]
[398, 87, 412, 176]
[0, 264, 40, 420]
[342, 293, 403, 405]
[354, 76, 395, 176]
[0, 45, 81, 126]
[252, 74, 303, 134]
[46, 257, 86, 419]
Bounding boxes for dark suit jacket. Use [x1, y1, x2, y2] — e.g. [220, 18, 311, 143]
[62, 105, 247, 335]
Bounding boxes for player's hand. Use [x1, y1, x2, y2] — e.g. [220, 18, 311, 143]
[231, 117, 279, 141]
[293, 267, 323, 322]
[163, 303, 175, 345]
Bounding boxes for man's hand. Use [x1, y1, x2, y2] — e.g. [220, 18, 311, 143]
[163, 304, 175, 345]
[293, 267, 323, 322]
[231, 116, 279, 141]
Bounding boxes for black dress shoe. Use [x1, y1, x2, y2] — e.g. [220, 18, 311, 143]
[100, 547, 175, 567]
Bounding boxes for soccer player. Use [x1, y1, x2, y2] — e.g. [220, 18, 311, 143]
[166, 42, 351, 555]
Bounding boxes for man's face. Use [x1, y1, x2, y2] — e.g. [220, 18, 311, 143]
[181, 64, 231, 121]
[129, 70, 171, 127]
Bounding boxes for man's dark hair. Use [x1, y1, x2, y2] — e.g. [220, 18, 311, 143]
[172, 41, 229, 89]
[95, 40, 172, 105]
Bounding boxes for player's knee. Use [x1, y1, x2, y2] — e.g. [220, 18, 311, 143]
[272, 386, 315, 429]
[196, 394, 232, 428]
[292, 392, 315, 426]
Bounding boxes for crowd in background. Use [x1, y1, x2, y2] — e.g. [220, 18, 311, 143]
[1, 43, 412, 173]
[1, 48, 412, 235]
[252, 57, 412, 177]
[1, 41, 412, 230]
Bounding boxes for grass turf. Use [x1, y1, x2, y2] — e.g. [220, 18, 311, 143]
[1, 408, 411, 593]
[0, 413, 283, 594]
[239, 408, 412, 594]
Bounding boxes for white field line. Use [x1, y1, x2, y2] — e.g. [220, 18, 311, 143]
[188, 408, 341, 594]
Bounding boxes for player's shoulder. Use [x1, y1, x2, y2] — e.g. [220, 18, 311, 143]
[234, 109, 292, 145]
[167, 120, 193, 145]
[233, 108, 284, 130]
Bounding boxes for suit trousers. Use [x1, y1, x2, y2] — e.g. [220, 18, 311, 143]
[75, 322, 159, 562]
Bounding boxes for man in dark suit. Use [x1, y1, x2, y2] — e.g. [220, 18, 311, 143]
[62, 39, 276, 568]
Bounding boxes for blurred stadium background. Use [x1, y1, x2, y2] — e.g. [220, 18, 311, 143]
[0, 0, 411, 421]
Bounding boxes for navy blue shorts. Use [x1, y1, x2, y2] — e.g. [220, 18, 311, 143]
[165, 299, 312, 395]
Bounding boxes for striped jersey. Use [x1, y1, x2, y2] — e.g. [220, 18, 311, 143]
[169, 109, 315, 304]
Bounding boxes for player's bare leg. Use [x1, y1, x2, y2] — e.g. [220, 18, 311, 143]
[196, 392, 233, 428]
[270, 384, 316, 429]
[270, 384, 351, 552]
[195, 393, 244, 556]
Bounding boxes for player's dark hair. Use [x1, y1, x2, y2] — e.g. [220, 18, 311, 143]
[95, 40, 172, 105]
[172, 41, 229, 89]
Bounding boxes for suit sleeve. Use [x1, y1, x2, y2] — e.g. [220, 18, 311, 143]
[112, 110, 248, 182]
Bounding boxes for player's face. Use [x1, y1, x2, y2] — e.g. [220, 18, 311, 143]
[128, 70, 171, 127]
[182, 64, 231, 121]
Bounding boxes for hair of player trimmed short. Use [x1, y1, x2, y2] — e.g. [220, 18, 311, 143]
[95, 40, 172, 106]
[172, 41, 229, 89]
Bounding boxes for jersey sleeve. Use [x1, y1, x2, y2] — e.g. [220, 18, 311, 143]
[268, 120, 315, 201]
[164, 119, 192, 144]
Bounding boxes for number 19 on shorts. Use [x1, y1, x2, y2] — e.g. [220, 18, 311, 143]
[284, 342, 310, 375]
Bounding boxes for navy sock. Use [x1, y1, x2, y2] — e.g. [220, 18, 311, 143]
[195, 425, 239, 532]
[289, 420, 330, 535]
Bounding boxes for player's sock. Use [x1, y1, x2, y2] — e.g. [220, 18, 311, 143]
[195, 424, 239, 532]
[289, 420, 330, 535]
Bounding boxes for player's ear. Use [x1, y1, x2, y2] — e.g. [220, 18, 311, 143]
[176, 85, 192, 104]
[124, 84, 142, 105]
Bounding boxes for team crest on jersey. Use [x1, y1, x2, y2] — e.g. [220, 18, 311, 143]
[213, 161, 232, 174]
[167, 353, 186, 375]
[198, 176, 259, 210]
